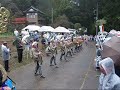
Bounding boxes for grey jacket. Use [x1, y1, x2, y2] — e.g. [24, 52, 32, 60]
[1, 44, 10, 61]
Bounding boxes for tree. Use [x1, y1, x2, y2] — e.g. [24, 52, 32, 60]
[2, 0, 120, 35]
[74, 23, 81, 30]
[12, 0, 32, 11]
[99, 0, 120, 31]
[52, 15, 72, 28]
[96, 19, 106, 26]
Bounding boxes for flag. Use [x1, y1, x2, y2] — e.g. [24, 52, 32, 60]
[99, 25, 104, 32]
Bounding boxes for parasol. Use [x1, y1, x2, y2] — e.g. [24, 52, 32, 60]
[22, 25, 40, 32]
[53, 26, 70, 33]
[101, 36, 120, 66]
[38, 26, 54, 32]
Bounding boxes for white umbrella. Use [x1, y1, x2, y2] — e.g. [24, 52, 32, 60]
[38, 26, 54, 32]
[22, 25, 41, 32]
[53, 26, 70, 33]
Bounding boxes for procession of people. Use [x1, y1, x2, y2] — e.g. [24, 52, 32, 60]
[0, 26, 89, 89]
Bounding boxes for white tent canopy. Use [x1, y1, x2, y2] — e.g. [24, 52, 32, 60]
[109, 29, 117, 35]
[53, 26, 70, 33]
[22, 25, 41, 32]
[38, 26, 54, 32]
[21, 30, 29, 37]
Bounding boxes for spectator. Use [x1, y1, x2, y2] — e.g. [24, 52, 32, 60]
[34, 32, 39, 42]
[96, 44, 102, 57]
[13, 34, 23, 63]
[1, 42, 10, 72]
[98, 57, 120, 90]
[0, 64, 7, 85]
[14, 29, 19, 37]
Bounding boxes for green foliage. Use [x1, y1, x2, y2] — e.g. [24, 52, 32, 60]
[74, 23, 81, 30]
[52, 15, 72, 28]
[100, 0, 120, 31]
[0, 32, 13, 37]
[1, 0, 120, 35]
[96, 19, 106, 26]
[12, 0, 32, 11]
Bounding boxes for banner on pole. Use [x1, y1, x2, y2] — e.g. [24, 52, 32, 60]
[99, 25, 104, 32]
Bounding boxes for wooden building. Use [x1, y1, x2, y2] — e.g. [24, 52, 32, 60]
[24, 6, 46, 25]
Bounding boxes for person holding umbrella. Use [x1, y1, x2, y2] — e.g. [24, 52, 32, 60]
[98, 57, 120, 90]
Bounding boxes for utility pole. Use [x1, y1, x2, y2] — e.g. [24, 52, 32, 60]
[96, 0, 99, 35]
[51, 8, 53, 23]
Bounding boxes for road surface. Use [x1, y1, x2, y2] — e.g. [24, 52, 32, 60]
[8, 42, 100, 89]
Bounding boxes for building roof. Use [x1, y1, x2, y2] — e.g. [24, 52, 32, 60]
[24, 6, 45, 15]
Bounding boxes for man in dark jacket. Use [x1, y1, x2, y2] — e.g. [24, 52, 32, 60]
[13, 34, 23, 63]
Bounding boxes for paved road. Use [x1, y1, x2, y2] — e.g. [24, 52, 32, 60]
[8, 42, 100, 89]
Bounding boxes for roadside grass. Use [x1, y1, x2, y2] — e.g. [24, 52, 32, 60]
[0, 32, 14, 38]
[0, 52, 34, 71]
[0, 34, 34, 71]
[0, 35, 45, 71]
